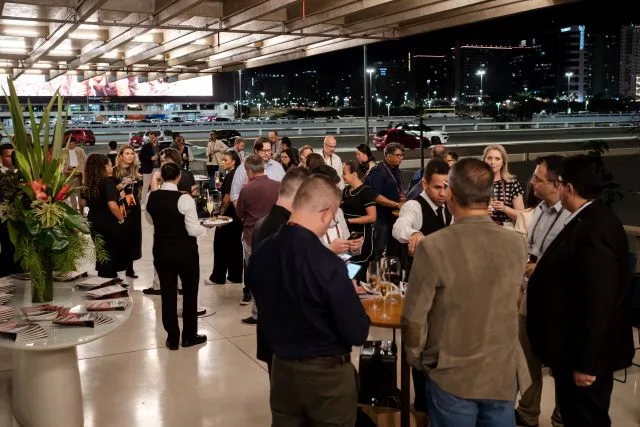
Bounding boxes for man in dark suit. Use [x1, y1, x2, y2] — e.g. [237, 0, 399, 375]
[527, 154, 634, 427]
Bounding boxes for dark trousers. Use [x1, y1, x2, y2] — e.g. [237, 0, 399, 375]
[211, 220, 243, 283]
[271, 356, 358, 427]
[553, 370, 613, 427]
[372, 220, 399, 261]
[412, 368, 428, 412]
[206, 165, 219, 190]
[154, 246, 200, 342]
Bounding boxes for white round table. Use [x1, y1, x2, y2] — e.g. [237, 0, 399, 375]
[0, 279, 133, 427]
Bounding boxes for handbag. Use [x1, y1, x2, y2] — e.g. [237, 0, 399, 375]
[358, 340, 400, 407]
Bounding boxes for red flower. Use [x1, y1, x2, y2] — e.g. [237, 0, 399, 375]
[54, 184, 71, 201]
[29, 179, 49, 201]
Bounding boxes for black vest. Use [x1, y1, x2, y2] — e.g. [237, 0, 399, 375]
[146, 190, 197, 250]
[415, 195, 451, 235]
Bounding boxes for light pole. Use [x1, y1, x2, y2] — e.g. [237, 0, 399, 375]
[565, 72, 573, 113]
[476, 69, 486, 115]
[386, 102, 392, 117]
[257, 103, 261, 118]
[426, 79, 431, 102]
[377, 98, 382, 115]
[366, 68, 374, 112]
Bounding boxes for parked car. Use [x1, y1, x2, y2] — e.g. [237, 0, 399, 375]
[129, 132, 144, 148]
[373, 128, 430, 151]
[394, 122, 449, 145]
[63, 129, 96, 146]
[213, 129, 241, 145]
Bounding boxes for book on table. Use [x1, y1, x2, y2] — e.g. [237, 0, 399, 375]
[76, 277, 119, 290]
[54, 271, 89, 282]
[0, 321, 48, 341]
[85, 285, 128, 299]
[53, 312, 114, 327]
[86, 300, 130, 311]
[20, 305, 62, 321]
[0, 306, 16, 322]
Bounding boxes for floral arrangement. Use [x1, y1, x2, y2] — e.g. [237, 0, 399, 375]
[0, 80, 105, 302]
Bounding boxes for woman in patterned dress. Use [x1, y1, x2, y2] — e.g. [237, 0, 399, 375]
[483, 144, 525, 226]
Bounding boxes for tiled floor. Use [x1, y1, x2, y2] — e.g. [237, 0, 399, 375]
[1, 220, 639, 426]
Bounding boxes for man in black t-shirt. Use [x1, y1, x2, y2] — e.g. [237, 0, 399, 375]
[249, 168, 310, 372]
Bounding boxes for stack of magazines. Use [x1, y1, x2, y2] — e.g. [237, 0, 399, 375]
[53, 271, 89, 282]
[86, 300, 130, 311]
[0, 321, 48, 342]
[85, 285, 128, 299]
[21, 305, 63, 321]
[0, 293, 13, 305]
[53, 312, 114, 327]
[0, 306, 16, 322]
[75, 277, 119, 290]
[0, 279, 16, 294]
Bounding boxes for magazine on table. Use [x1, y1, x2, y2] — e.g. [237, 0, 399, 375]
[54, 271, 89, 282]
[53, 312, 114, 327]
[86, 299, 130, 311]
[20, 305, 62, 321]
[0, 293, 13, 305]
[0, 321, 48, 341]
[76, 277, 119, 290]
[85, 285, 129, 299]
[0, 306, 16, 322]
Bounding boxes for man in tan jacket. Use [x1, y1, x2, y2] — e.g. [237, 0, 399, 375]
[402, 158, 527, 426]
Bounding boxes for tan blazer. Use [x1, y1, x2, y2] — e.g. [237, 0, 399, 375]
[401, 215, 527, 401]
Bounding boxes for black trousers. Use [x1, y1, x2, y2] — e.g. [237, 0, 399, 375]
[554, 369, 614, 427]
[154, 245, 200, 342]
[212, 220, 243, 283]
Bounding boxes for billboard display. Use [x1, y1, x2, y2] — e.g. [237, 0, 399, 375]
[0, 74, 213, 97]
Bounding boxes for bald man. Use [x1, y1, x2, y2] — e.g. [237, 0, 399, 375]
[247, 175, 369, 427]
[322, 135, 344, 189]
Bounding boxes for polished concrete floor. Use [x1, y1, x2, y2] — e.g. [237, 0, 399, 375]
[1, 220, 639, 426]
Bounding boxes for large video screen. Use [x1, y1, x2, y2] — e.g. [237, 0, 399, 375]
[0, 74, 213, 97]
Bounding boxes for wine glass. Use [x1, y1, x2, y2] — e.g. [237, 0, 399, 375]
[366, 261, 381, 310]
[378, 280, 392, 320]
[382, 256, 402, 304]
[212, 193, 221, 215]
[206, 196, 214, 219]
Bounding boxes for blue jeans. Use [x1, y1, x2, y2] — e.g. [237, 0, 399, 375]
[426, 378, 515, 427]
[372, 220, 399, 261]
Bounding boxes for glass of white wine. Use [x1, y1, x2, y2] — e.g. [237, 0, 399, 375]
[212, 193, 221, 215]
[366, 261, 381, 311]
[379, 281, 392, 320]
[382, 256, 402, 305]
[206, 196, 214, 219]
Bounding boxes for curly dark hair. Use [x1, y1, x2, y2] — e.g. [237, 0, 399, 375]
[84, 154, 110, 200]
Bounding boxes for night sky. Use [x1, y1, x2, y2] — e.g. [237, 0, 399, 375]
[255, 0, 634, 73]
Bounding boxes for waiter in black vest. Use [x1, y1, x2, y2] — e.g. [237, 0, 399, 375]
[391, 158, 451, 422]
[146, 162, 209, 350]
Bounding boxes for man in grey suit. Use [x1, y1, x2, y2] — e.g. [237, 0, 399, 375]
[402, 158, 527, 427]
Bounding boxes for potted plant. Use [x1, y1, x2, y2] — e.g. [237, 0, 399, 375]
[0, 80, 106, 303]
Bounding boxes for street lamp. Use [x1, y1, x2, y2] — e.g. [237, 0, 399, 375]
[377, 98, 382, 114]
[257, 103, 261, 118]
[426, 79, 431, 102]
[476, 69, 486, 115]
[386, 102, 392, 117]
[366, 68, 374, 111]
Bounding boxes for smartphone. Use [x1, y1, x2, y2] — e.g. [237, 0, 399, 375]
[347, 232, 363, 240]
[340, 253, 352, 262]
[347, 263, 362, 280]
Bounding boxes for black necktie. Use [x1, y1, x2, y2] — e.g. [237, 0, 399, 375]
[436, 206, 445, 226]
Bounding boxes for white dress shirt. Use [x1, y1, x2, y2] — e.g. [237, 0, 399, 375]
[324, 152, 344, 189]
[145, 182, 207, 238]
[320, 208, 350, 249]
[527, 200, 572, 259]
[392, 191, 442, 243]
[229, 159, 285, 202]
[564, 200, 594, 225]
[68, 149, 78, 167]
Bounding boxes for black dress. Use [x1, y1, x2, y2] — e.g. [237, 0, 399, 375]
[341, 184, 376, 274]
[119, 173, 142, 262]
[86, 179, 126, 277]
[490, 179, 524, 224]
[211, 168, 244, 283]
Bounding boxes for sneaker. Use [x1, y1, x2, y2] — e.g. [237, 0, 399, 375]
[240, 293, 252, 305]
[241, 316, 257, 325]
[142, 287, 161, 295]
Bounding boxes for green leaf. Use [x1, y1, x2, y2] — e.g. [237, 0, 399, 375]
[34, 229, 55, 248]
[14, 152, 33, 182]
[63, 211, 91, 234]
[27, 102, 43, 179]
[50, 226, 70, 251]
[24, 211, 42, 235]
[6, 221, 24, 248]
[51, 95, 65, 160]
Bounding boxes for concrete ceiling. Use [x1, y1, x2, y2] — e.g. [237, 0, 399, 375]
[0, 0, 576, 81]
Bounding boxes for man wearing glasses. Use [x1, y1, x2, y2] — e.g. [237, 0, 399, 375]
[366, 142, 406, 260]
[322, 135, 344, 189]
[230, 138, 285, 306]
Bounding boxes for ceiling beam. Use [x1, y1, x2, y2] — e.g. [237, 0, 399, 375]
[12, 0, 109, 78]
[285, 0, 394, 32]
[220, 0, 298, 29]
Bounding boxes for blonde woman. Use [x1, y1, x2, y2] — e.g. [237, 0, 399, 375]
[62, 138, 87, 210]
[115, 145, 142, 278]
[483, 144, 524, 225]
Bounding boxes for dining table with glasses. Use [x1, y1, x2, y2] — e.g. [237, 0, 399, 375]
[360, 257, 411, 427]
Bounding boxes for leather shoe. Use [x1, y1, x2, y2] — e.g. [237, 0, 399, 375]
[126, 270, 139, 279]
[166, 339, 179, 351]
[182, 334, 207, 348]
[142, 287, 161, 295]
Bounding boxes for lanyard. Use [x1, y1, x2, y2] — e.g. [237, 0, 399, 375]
[528, 206, 564, 254]
[383, 163, 404, 199]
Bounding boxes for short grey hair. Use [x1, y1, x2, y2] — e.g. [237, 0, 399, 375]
[384, 142, 404, 157]
[448, 158, 493, 208]
[244, 154, 265, 174]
